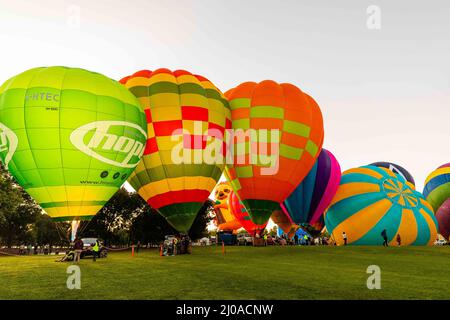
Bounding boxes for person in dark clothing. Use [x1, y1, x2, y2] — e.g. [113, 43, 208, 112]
[294, 234, 299, 245]
[396, 234, 401, 247]
[381, 229, 388, 247]
[136, 241, 141, 254]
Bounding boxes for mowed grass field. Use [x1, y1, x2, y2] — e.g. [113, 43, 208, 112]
[1, 245, 449, 300]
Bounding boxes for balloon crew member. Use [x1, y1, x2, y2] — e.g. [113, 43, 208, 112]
[342, 232, 347, 246]
[73, 237, 83, 263]
[92, 240, 100, 262]
[396, 234, 401, 247]
[381, 229, 388, 247]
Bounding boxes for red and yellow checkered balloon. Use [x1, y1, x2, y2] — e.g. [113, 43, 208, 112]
[120, 69, 231, 233]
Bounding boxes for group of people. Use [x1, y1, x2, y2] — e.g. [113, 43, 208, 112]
[161, 235, 191, 256]
[58, 237, 101, 263]
[18, 244, 56, 255]
[259, 233, 329, 246]
[341, 230, 401, 246]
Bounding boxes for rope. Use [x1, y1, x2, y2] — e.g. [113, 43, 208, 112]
[103, 246, 132, 251]
[0, 250, 23, 257]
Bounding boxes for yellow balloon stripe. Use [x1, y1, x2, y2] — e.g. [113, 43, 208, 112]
[45, 205, 103, 219]
[137, 176, 218, 200]
[381, 167, 397, 178]
[330, 182, 380, 207]
[343, 167, 383, 179]
[27, 186, 118, 204]
[394, 208, 418, 246]
[419, 198, 435, 213]
[425, 167, 450, 184]
[332, 198, 392, 245]
[420, 208, 438, 245]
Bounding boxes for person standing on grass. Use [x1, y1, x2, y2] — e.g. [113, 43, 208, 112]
[294, 233, 299, 245]
[136, 241, 141, 254]
[342, 232, 348, 245]
[173, 238, 177, 256]
[396, 234, 401, 247]
[92, 240, 100, 262]
[73, 237, 83, 263]
[263, 233, 268, 246]
[381, 229, 388, 247]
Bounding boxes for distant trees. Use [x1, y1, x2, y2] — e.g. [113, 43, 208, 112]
[0, 164, 212, 247]
[0, 164, 41, 247]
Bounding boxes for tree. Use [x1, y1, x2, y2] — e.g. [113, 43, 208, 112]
[130, 207, 176, 244]
[33, 214, 62, 246]
[188, 199, 214, 240]
[0, 164, 41, 247]
[80, 188, 142, 244]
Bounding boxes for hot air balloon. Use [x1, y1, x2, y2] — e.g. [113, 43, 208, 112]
[229, 190, 267, 236]
[121, 69, 231, 233]
[271, 209, 297, 238]
[0, 67, 147, 239]
[370, 161, 415, 187]
[213, 182, 242, 232]
[325, 165, 438, 246]
[225, 80, 324, 226]
[424, 164, 450, 240]
[282, 149, 341, 230]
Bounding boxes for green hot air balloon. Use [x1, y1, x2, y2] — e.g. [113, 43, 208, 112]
[0, 67, 147, 239]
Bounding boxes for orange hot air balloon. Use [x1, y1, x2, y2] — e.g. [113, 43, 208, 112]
[213, 182, 242, 232]
[225, 80, 324, 225]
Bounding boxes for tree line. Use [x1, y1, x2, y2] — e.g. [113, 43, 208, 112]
[0, 164, 213, 248]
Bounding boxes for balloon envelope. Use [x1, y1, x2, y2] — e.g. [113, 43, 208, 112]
[0, 66, 147, 222]
[370, 162, 415, 187]
[436, 198, 450, 240]
[325, 166, 438, 246]
[283, 149, 341, 229]
[423, 163, 450, 212]
[225, 80, 324, 226]
[229, 191, 267, 236]
[121, 69, 231, 233]
[271, 209, 297, 237]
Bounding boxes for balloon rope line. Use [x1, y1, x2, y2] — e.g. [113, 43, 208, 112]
[103, 246, 132, 251]
[0, 251, 23, 257]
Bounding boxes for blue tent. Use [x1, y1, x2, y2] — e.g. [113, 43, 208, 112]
[277, 226, 311, 240]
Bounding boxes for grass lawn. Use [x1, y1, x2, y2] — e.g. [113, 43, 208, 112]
[1, 245, 449, 300]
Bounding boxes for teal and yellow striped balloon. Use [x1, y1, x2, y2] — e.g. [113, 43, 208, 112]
[325, 165, 438, 246]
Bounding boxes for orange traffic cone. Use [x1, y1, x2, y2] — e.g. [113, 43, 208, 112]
[159, 244, 163, 256]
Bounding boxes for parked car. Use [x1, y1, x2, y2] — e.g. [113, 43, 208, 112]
[237, 233, 253, 246]
[434, 239, 447, 246]
[80, 238, 107, 259]
[199, 237, 210, 246]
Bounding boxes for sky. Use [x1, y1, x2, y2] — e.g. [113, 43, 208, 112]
[0, 0, 449, 195]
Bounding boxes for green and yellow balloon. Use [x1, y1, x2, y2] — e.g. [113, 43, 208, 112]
[0, 67, 147, 238]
